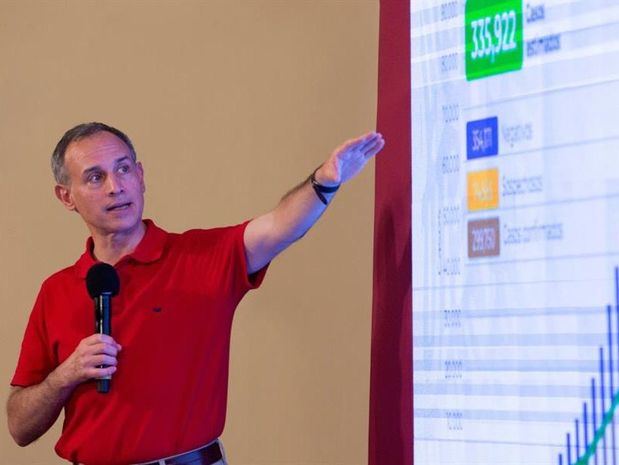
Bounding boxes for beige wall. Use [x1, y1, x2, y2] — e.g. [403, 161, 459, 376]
[0, 1, 379, 464]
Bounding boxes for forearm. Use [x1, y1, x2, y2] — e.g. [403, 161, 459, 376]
[275, 170, 336, 243]
[245, 170, 335, 273]
[7, 369, 76, 446]
[8, 334, 119, 446]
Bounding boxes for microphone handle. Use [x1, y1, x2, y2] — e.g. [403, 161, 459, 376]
[95, 293, 112, 394]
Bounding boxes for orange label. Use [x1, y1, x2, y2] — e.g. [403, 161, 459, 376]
[467, 169, 499, 211]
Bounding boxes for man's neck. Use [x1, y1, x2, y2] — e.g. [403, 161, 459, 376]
[90, 221, 147, 265]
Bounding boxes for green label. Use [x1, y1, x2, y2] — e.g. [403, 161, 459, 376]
[465, 0, 524, 81]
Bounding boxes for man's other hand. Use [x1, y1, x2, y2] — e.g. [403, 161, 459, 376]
[51, 334, 122, 389]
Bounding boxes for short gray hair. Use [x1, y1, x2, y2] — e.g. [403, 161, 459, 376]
[51, 122, 137, 184]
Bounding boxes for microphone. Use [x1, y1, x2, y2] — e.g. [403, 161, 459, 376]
[86, 263, 120, 394]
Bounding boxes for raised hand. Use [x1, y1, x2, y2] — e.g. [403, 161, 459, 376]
[315, 132, 385, 186]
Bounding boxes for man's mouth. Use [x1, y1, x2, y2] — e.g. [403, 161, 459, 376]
[106, 202, 132, 212]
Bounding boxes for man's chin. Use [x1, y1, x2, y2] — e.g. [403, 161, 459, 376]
[88, 216, 144, 236]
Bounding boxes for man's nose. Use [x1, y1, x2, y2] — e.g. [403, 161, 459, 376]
[106, 173, 124, 195]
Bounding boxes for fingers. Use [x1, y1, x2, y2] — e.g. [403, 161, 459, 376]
[338, 132, 384, 157]
[78, 334, 122, 375]
[86, 365, 117, 380]
[82, 342, 121, 357]
[57, 335, 124, 387]
[334, 132, 372, 153]
[363, 137, 385, 158]
[81, 334, 122, 356]
[84, 333, 122, 349]
[348, 132, 377, 150]
[359, 132, 384, 155]
[93, 354, 118, 367]
[81, 347, 120, 381]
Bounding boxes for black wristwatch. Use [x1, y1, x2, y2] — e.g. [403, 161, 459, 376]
[309, 169, 340, 205]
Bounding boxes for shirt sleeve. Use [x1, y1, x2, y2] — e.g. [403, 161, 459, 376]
[181, 220, 269, 298]
[222, 221, 269, 294]
[232, 220, 269, 293]
[11, 283, 56, 387]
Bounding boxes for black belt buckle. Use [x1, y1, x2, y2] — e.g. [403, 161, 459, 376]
[144, 441, 223, 465]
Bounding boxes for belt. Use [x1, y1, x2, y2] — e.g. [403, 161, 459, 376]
[140, 441, 224, 465]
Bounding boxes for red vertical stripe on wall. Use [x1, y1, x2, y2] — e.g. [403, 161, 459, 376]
[369, 1, 412, 464]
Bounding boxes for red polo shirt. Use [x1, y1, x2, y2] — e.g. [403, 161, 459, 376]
[11, 219, 267, 465]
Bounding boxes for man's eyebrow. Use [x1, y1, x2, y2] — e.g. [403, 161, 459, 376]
[81, 156, 131, 175]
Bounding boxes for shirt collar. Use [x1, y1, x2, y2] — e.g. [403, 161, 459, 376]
[74, 219, 168, 278]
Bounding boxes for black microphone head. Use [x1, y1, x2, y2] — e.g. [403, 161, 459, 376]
[86, 263, 120, 298]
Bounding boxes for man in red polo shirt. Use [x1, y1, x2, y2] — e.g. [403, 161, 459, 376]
[7, 122, 384, 465]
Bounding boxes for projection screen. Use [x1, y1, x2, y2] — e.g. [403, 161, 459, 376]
[411, 1, 619, 464]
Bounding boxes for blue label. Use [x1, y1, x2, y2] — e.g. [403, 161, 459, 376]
[467, 117, 499, 160]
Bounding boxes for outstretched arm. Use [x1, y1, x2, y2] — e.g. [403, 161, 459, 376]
[243, 132, 384, 274]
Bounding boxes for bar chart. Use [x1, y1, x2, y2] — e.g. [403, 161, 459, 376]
[558, 270, 619, 465]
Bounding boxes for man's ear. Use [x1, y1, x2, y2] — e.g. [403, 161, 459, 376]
[137, 161, 146, 193]
[54, 184, 77, 211]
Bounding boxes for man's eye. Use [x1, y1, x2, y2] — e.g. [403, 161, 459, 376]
[118, 164, 130, 174]
[88, 173, 103, 183]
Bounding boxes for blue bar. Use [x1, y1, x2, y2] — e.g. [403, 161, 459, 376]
[609, 306, 615, 401]
[569, 432, 573, 465]
[586, 402, 590, 449]
[466, 116, 499, 159]
[601, 347, 608, 465]
[608, 304, 617, 465]
[577, 418, 581, 458]
[615, 268, 619, 465]
[560, 453, 563, 465]
[595, 378, 599, 465]
[616, 267, 619, 306]
[615, 268, 619, 373]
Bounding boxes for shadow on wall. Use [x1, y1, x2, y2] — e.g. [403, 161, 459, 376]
[369, 197, 412, 465]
